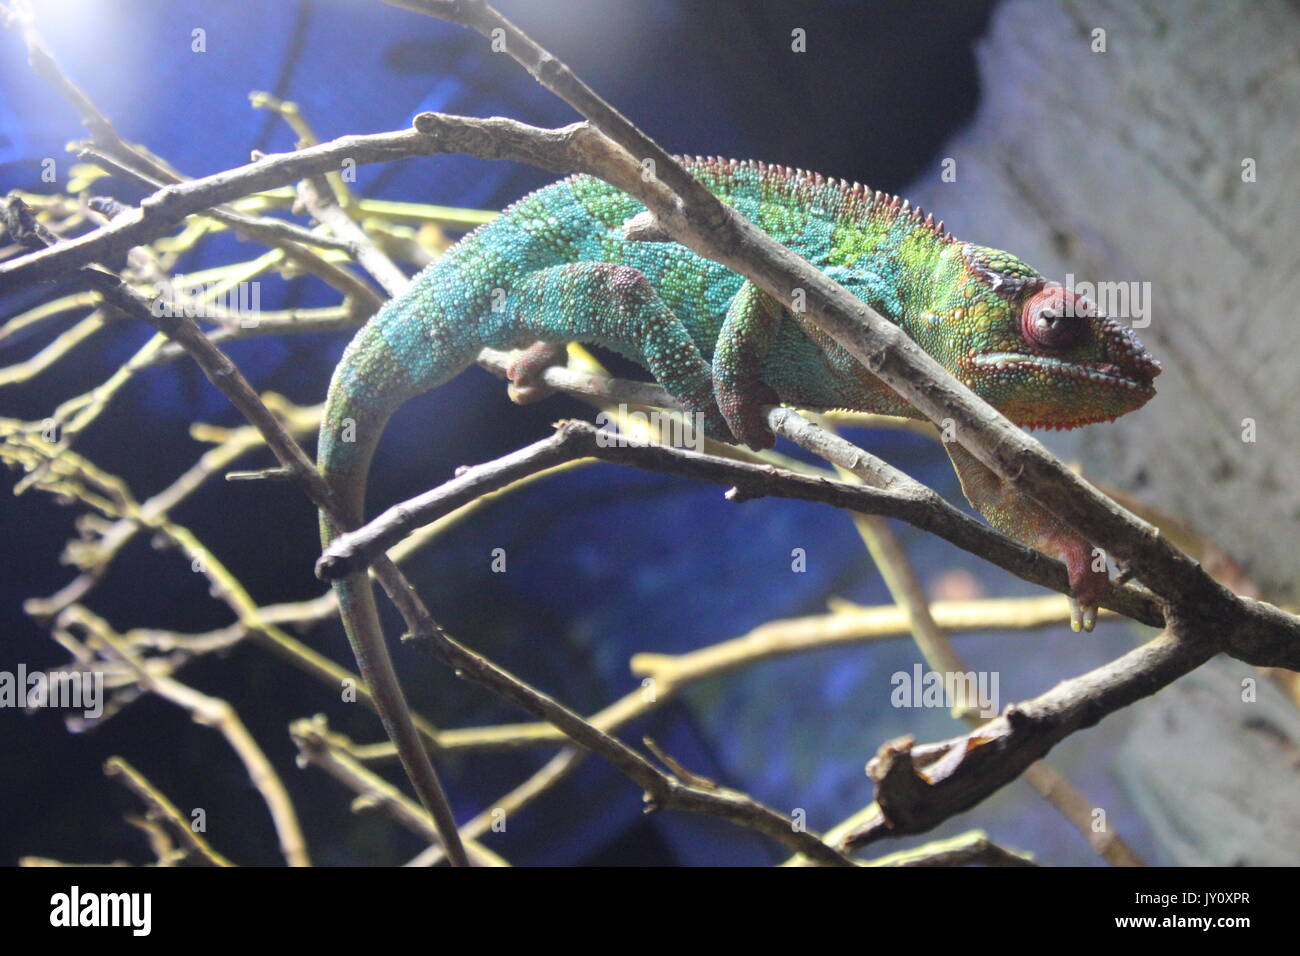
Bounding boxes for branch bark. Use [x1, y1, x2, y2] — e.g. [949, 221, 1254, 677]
[842, 626, 1216, 849]
[318, 416, 1164, 628]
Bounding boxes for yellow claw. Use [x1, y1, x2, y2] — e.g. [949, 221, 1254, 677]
[1068, 597, 1098, 633]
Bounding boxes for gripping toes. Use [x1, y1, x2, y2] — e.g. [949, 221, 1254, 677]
[945, 442, 1109, 632]
[713, 377, 779, 450]
[506, 341, 568, 404]
[1057, 536, 1108, 632]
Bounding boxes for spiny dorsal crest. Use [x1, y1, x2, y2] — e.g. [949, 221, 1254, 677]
[681, 156, 955, 243]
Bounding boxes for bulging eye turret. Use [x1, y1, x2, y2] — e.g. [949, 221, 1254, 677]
[1020, 285, 1090, 351]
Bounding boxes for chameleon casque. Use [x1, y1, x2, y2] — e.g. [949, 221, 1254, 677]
[317, 157, 1161, 693]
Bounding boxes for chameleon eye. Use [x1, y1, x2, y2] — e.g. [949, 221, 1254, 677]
[1021, 287, 1086, 351]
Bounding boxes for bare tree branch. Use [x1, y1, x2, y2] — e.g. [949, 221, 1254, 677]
[317, 417, 1164, 628]
[0, 115, 593, 290]
[862, 830, 1036, 867]
[841, 627, 1216, 850]
[0, 194, 471, 868]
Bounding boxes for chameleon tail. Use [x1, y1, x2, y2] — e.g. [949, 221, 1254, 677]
[317, 288, 487, 566]
[315, 296, 484, 860]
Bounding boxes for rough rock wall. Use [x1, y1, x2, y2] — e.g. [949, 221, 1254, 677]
[908, 0, 1300, 604]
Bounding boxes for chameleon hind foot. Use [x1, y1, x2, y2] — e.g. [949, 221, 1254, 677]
[712, 280, 784, 450]
[506, 341, 569, 404]
[506, 262, 732, 441]
[714, 377, 780, 450]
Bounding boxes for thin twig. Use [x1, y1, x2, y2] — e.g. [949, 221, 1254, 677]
[841, 627, 1217, 850]
[845, 503, 1144, 865]
[103, 756, 235, 867]
[862, 830, 1036, 867]
[290, 717, 507, 867]
[0, 195, 470, 868]
[73, 610, 310, 866]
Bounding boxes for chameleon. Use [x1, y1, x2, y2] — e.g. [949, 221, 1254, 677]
[316, 156, 1161, 688]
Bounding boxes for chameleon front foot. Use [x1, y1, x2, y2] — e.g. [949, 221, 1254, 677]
[944, 443, 1112, 633]
[1068, 598, 1098, 634]
[1057, 535, 1108, 633]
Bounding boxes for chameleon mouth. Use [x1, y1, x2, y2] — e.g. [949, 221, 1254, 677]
[970, 352, 1158, 394]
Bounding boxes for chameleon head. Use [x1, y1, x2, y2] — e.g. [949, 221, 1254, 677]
[950, 245, 1161, 430]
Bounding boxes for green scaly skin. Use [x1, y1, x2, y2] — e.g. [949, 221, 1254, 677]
[318, 157, 1161, 662]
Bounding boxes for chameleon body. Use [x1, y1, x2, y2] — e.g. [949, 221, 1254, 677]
[318, 157, 1160, 656]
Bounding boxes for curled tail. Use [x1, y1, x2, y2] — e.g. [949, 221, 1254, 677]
[312, 173, 604, 845]
[317, 290, 485, 685]
[318, 282, 490, 520]
[315, 293, 483, 858]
